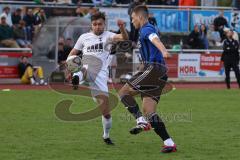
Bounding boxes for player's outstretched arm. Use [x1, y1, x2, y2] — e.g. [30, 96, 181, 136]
[150, 36, 171, 58]
[112, 20, 129, 41]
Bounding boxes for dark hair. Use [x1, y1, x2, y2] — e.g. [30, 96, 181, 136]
[132, 5, 149, 17]
[91, 12, 105, 22]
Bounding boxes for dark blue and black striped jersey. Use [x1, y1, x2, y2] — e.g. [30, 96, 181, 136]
[137, 22, 165, 65]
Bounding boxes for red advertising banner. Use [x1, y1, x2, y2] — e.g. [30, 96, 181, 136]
[0, 66, 19, 78]
[200, 53, 222, 72]
[166, 54, 178, 78]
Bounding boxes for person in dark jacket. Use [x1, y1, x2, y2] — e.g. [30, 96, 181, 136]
[214, 10, 229, 41]
[221, 29, 240, 89]
[11, 8, 22, 27]
[188, 24, 203, 49]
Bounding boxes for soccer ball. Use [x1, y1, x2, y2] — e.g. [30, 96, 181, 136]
[66, 55, 82, 73]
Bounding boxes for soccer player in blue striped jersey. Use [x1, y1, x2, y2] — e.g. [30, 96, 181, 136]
[119, 5, 177, 153]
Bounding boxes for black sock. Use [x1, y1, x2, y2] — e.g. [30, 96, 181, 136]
[148, 113, 170, 141]
[120, 94, 142, 119]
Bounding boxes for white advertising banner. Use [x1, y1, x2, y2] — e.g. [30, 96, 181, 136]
[178, 54, 201, 78]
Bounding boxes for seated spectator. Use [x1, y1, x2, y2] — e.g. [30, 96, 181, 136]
[18, 56, 47, 85]
[188, 24, 203, 49]
[14, 20, 32, 48]
[0, 6, 12, 27]
[23, 9, 37, 42]
[58, 42, 70, 80]
[11, 8, 22, 27]
[0, 16, 20, 48]
[207, 24, 222, 47]
[35, 9, 47, 25]
[213, 10, 229, 42]
[75, 7, 85, 17]
[199, 24, 209, 49]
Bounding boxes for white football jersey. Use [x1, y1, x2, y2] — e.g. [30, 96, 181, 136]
[74, 31, 116, 72]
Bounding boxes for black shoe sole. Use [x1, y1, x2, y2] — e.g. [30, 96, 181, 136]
[129, 127, 143, 135]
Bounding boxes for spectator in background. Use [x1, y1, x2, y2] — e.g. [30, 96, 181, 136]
[0, 16, 20, 48]
[84, 7, 98, 19]
[213, 10, 229, 42]
[199, 24, 209, 49]
[35, 9, 47, 25]
[1, 6, 12, 27]
[179, 0, 197, 7]
[72, 0, 82, 5]
[188, 24, 202, 49]
[75, 7, 85, 17]
[23, 9, 37, 41]
[207, 24, 221, 47]
[14, 20, 32, 48]
[201, 0, 217, 6]
[64, 38, 73, 53]
[58, 42, 71, 80]
[11, 8, 22, 27]
[18, 56, 47, 85]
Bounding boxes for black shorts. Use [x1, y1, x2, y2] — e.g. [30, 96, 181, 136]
[127, 63, 168, 103]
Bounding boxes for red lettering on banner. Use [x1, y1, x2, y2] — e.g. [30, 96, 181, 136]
[180, 66, 197, 74]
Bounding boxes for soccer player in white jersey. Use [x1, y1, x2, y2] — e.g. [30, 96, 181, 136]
[68, 12, 128, 145]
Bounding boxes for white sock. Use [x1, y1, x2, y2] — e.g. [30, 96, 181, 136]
[30, 78, 35, 84]
[164, 138, 175, 146]
[102, 116, 112, 139]
[73, 71, 83, 83]
[136, 116, 148, 124]
[40, 79, 44, 84]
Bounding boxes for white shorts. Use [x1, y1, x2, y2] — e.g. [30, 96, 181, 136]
[73, 67, 109, 97]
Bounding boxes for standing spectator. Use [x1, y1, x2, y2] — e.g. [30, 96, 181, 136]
[201, 0, 217, 6]
[14, 20, 32, 48]
[188, 25, 202, 49]
[23, 9, 37, 41]
[179, 0, 197, 6]
[213, 10, 229, 41]
[11, 8, 22, 27]
[221, 29, 240, 89]
[0, 16, 19, 48]
[1, 6, 12, 27]
[199, 24, 209, 49]
[207, 24, 221, 47]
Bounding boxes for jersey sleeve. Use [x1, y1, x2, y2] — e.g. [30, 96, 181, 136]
[141, 26, 158, 41]
[74, 35, 84, 51]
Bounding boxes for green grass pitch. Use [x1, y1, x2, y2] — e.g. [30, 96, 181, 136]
[0, 89, 239, 160]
